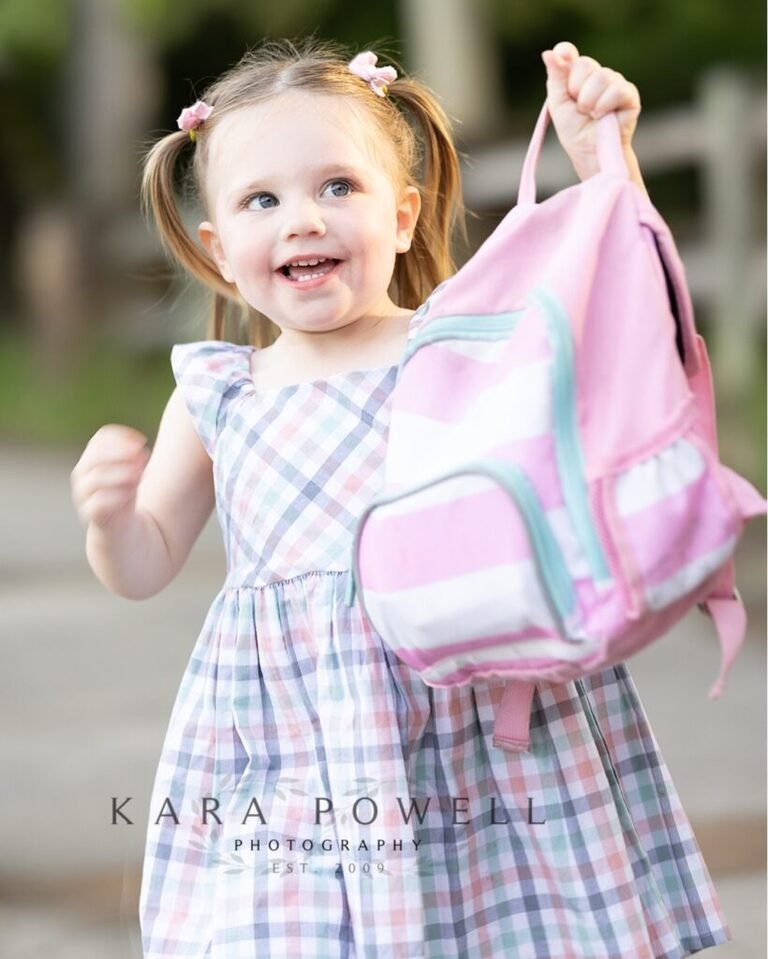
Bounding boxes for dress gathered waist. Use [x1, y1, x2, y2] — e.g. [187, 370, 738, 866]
[222, 566, 352, 591]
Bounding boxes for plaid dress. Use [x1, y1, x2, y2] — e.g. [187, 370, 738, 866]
[139, 322, 731, 958]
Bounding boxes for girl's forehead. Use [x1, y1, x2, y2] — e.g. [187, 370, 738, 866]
[208, 92, 394, 176]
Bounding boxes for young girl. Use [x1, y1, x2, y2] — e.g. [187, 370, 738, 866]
[70, 38, 731, 959]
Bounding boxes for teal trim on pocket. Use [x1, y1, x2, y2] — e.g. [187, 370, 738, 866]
[345, 460, 577, 639]
[472, 459, 577, 623]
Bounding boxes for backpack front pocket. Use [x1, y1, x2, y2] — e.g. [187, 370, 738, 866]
[346, 460, 598, 686]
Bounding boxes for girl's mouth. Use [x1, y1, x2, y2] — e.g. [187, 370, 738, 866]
[278, 256, 341, 283]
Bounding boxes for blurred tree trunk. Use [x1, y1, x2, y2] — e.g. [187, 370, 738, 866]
[16, 0, 160, 378]
[15, 202, 88, 378]
[398, 0, 502, 141]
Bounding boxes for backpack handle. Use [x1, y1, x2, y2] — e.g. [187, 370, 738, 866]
[517, 100, 630, 206]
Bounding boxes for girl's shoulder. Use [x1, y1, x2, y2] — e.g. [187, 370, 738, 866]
[171, 340, 254, 364]
[171, 340, 254, 392]
[170, 340, 254, 457]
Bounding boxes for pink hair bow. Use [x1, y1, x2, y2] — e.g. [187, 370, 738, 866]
[348, 51, 397, 97]
[177, 100, 213, 139]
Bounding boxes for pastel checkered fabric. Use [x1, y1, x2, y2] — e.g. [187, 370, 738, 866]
[139, 328, 730, 957]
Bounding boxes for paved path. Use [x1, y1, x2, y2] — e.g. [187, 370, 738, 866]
[1, 444, 765, 956]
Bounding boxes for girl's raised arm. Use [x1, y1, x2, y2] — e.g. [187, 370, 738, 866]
[71, 388, 215, 600]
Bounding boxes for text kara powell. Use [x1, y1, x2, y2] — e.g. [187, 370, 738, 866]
[111, 795, 547, 826]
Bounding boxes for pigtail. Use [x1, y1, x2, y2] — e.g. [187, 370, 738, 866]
[141, 132, 233, 300]
[388, 80, 467, 308]
[141, 130, 279, 346]
[207, 296, 278, 349]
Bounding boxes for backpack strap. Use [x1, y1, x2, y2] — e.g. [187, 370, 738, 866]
[518, 102, 628, 206]
[686, 330, 764, 699]
[492, 681, 536, 751]
[702, 586, 746, 700]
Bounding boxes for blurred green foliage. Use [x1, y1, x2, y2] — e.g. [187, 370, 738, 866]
[0, 330, 174, 445]
[1, 1, 762, 95]
[0, 0, 67, 57]
[484, 0, 765, 118]
[121, 0, 339, 43]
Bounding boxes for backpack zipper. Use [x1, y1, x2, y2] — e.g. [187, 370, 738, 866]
[401, 310, 527, 365]
[529, 287, 611, 586]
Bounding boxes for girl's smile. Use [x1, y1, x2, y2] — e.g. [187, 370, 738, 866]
[276, 254, 343, 287]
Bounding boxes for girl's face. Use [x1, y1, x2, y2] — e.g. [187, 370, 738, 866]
[198, 92, 421, 339]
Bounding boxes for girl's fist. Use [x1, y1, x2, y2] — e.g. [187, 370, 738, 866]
[541, 41, 641, 180]
[70, 424, 151, 529]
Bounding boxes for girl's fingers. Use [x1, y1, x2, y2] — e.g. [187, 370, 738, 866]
[543, 43, 641, 164]
[549, 46, 637, 119]
[70, 423, 151, 526]
[75, 460, 147, 498]
[575, 66, 619, 115]
[565, 58, 639, 125]
[73, 426, 148, 476]
[71, 455, 149, 525]
[593, 80, 640, 118]
[552, 40, 579, 62]
[75, 476, 143, 523]
[78, 486, 139, 528]
[565, 55, 602, 101]
[72, 452, 148, 499]
[72, 439, 149, 484]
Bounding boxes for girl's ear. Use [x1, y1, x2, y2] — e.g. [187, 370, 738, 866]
[395, 186, 422, 254]
[198, 221, 234, 283]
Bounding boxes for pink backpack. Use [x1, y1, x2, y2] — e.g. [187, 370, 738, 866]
[345, 103, 766, 752]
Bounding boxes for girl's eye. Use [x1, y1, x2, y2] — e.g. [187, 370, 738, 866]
[322, 179, 353, 198]
[245, 192, 278, 211]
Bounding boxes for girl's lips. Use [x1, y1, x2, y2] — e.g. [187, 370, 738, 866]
[275, 258, 343, 290]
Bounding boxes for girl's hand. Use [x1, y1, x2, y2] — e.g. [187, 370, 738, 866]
[541, 41, 641, 182]
[70, 424, 151, 530]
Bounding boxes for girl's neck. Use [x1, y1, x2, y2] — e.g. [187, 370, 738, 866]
[251, 309, 413, 390]
[272, 305, 412, 361]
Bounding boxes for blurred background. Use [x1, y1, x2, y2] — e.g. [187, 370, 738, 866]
[1, 0, 765, 956]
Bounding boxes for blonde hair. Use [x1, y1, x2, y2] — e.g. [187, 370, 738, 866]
[141, 38, 466, 346]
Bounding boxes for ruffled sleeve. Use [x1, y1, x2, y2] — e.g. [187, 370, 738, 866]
[170, 341, 252, 458]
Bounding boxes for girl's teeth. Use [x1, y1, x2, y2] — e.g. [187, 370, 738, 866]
[284, 258, 337, 281]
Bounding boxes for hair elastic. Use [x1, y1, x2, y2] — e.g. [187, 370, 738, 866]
[348, 51, 397, 97]
[177, 100, 213, 141]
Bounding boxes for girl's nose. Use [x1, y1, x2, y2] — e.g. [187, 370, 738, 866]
[280, 198, 327, 240]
